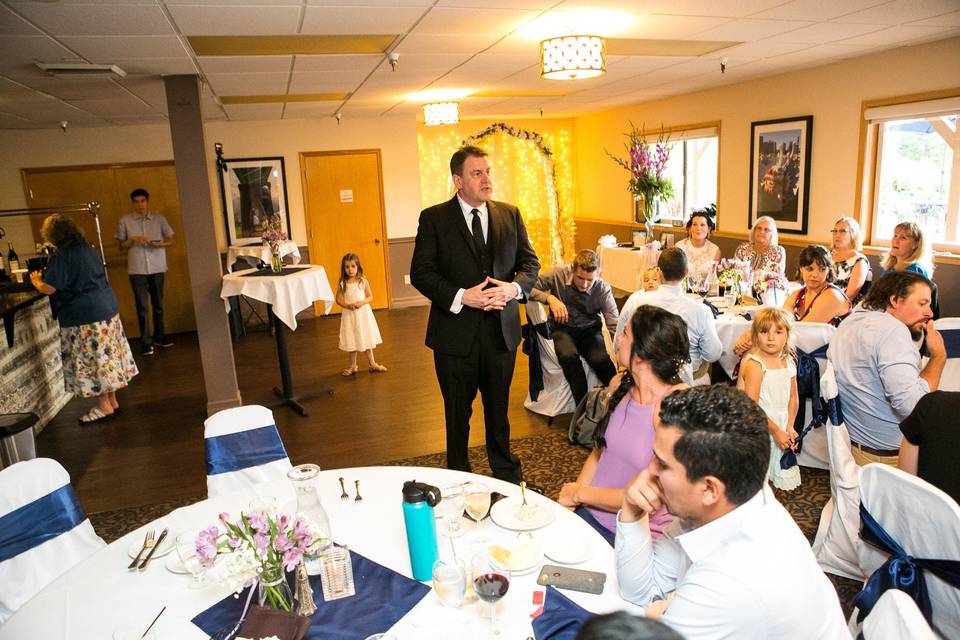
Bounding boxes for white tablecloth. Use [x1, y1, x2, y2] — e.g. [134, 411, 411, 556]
[0, 467, 638, 639]
[219, 264, 334, 330]
[225, 241, 301, 273]
[597, 245, 660, 293]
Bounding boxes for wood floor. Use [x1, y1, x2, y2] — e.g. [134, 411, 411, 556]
[37, 306, 554, 514]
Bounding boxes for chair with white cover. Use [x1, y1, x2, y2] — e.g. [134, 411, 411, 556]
[859, 589, 936, 640]
[204, 405, 292, 497]
[0, 458, 105, 624]
[852, 464, 960, 638]
[933, 317, 960, 392]
[522, 301, 614, 418]
[792, 321, 836, 471]
[811, 362, 864, 581]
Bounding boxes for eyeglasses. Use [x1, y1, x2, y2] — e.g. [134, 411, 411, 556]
[830, 229, 849, 233]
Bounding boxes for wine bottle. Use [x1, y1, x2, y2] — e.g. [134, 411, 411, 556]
[7, 242, 19, 272]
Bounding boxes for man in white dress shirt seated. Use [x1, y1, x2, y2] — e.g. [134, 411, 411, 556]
[615, 384, 848, 640]
[615, 248, 721, 384]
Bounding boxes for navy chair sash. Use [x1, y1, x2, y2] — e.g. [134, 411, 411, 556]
[941, 329, 960, 358]
[532, 585, 593, 640]
[779, 344, 831, 469]
[205, 425, 288, 476]
[853, 504, 960, 625]
[781, 394, 843, 469]
[0, 484, 87, 562]
[522, 322, 550, 402]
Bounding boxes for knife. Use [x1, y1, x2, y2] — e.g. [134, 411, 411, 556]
[127, 529, 154, 570]
[138, 528, 168, 571]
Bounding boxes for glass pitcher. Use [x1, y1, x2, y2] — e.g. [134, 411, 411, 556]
[287, 463, 332, 574]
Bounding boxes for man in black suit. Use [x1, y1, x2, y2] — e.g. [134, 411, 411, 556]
[411, 145, 540, 483]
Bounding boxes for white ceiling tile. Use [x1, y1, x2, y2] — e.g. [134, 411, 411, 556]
[394, 33, 501, 55]
[310, 0, 434, 5]
[605, 55, 691, 73]
[67, 95, 157, 117]
[224, 103, 284, 120]
[206, 72, 290, 96]
[7, 3, 174, 36]
[200, 56, 293, 74]
[835, 0, 960, 25]
[14, 76, 131, 100]
[691, 18, 816, 41]
[0, 112, 37, 128]
[752, 0, 889, 21]
[837, 24, 957, 46]
[717, 39, 815, 61]
[775, 21, 887, 44]
[909, 10, 960, 27]
[0, 5, 41, 35]
[434, 0, 556, 8]
[617, 14, 732, 39]
[287, 70, 366, 93]
[413, 7, 538, 36]
[440, 53, 537, 82]
[165, 0, 303, 4]
[167, 4, 302, 36]
[0, 77, 46, 99]
[0, 96, 87, 119]
[567, 0, 783, 18]
[109, 115, 169, 125]
[300, 6, 424, 35]
[120, 77, 170, 112]
[282, 102, 337, 118]
[100, 58, 198, 75]
[0, 36, 78, 74]
[59, 36, 188, 60]
[293, 54, 380, 72]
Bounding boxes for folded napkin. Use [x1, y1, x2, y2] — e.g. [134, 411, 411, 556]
[237, 607, 310, 640]
[532, 586, 593, 640]
[193, 550, 431, 640]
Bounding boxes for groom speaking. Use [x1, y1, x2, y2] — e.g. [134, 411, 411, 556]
[410, 145, 540, 483]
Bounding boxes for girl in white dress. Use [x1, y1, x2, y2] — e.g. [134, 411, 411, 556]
[737, 308, 801, 491]
[336, 253, 386, 376]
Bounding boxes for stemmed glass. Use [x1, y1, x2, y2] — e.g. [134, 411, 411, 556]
[472, 553, 510, 637]
[176, 530, 206, 588]
[437, 484, 466, 538]
[463, 482, 491, 542]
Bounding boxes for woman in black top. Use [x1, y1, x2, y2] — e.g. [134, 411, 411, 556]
[30, 214, 138, 424]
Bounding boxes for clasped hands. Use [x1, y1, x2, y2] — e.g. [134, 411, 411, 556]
[462, 276, 517, 311]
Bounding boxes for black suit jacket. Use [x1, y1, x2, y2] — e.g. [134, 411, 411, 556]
[410, 196, 540, 356]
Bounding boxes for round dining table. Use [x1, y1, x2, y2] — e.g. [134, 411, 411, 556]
[0, 466, 639, 639]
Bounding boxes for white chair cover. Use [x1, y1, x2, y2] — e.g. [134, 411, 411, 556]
[812, 362, 864, 581]
[860, 589, 936, 640]
[793, 322, 836, 471]
[934, 317, 960, 392]
[0, 458, 104, 624]
[523, 302, 611, 418]
[204, 405, 292, 497]
[854, 464, 960, 638]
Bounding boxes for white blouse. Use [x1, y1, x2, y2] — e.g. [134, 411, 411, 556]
[676, 238, 720, 280]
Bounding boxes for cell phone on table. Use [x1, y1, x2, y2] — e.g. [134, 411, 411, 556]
[537, 564, 606, 594]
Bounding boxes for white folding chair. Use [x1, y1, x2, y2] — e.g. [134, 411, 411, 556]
[204, 405, 292, 497]
[859, 589, 936, 640]
[934, 317, 960, 392]
[522, 301, 612, 418]
[811, 362, 864, 581]
[853, 464, 960, 638]
[0, 458, 105, 624]
[793, 322, 836, 471]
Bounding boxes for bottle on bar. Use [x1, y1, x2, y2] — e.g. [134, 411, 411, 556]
[7, 242, 19, 272]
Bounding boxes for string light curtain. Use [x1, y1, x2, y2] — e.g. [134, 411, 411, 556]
[417, 121, 576, 269]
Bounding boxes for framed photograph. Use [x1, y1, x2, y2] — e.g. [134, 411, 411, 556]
[748, 116, 813, 235]
[220, 157, 290, 246]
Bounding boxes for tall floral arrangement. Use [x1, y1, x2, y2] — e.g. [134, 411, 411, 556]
[260, 215, 288, 272]
[607, 123, 675, 225]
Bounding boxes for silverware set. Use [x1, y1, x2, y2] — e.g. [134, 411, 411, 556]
[338, 476, 363, 502]
[128, 527, 168, 571]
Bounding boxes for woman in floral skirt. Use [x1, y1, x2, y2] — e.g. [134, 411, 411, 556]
[30, 214, 138, 424]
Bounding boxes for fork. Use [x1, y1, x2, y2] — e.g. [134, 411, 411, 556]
[128, 529, 155, 570]
[339, 477, 350, 500]
[354, 480, 363, 502]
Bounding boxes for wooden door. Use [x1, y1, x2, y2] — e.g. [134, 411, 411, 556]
[22, 162, 196, 338]
[300, 150, 390, 313]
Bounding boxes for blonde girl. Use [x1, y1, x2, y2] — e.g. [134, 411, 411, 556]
[738, 308, 800, 491]
[882, 221, 934, 279]
[336, 253, 386, 376]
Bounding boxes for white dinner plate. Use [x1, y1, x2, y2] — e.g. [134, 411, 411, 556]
[489, 497, 554, 531]
[127, 528, 176, 560]
[543, 532, 593, 565]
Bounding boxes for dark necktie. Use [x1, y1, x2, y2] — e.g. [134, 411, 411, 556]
[470, 208, 486, 255]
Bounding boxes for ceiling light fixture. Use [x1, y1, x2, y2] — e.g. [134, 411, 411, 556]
[36, 62, 127, 78]
[540, 35, 605, 80]
[423, 102, 459, 126]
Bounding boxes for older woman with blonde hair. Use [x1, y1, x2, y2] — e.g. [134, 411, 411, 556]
[734, 216, 786, 287]
[830, 216, 871, 304]
[29, 214, 138, 424]
[883, 221, 934, 279]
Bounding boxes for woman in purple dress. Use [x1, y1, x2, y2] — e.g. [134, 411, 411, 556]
[558, 305, 689, 543]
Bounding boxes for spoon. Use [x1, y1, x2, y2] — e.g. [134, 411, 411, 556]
[339, 477, 349, 500]
[354, 479, 363, 503]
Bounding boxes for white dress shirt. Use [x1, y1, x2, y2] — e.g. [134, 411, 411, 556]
[615, 284, 722, 381]
[449, 194, 521, 313]
[615, 486, 849, 640]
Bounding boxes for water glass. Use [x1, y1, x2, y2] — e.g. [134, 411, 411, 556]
[463, 482, 491, 542]
[437, 484, 466, 538]
[319, 544, 355, 601]
[176, 531, 206, 588]
[432, 558, 466, 608]
[248, 495, 277, 515]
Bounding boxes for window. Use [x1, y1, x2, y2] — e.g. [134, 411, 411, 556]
[657, 127, 719, 224]
[866, 97, 960, 248]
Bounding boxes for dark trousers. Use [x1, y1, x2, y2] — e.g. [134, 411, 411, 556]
[129, 273, 165, 346]
[434, 314, 522, 483]
[551, 324, 616, 405]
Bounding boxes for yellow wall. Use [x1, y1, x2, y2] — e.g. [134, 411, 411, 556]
[574, 36, 960, 248]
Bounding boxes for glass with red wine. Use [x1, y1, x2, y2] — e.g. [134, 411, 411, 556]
[471, 553, 510, 637]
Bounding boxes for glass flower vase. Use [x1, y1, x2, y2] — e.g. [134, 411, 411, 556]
[258, 565, 293, 611]
[269, 242, 283, 273]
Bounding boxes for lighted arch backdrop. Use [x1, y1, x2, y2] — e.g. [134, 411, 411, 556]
[417, 119, 577, 270]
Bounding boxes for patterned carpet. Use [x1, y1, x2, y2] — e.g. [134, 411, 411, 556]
[89, 427, 862, 616]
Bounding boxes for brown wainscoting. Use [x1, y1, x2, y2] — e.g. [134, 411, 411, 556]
[389, 237, 428, 308]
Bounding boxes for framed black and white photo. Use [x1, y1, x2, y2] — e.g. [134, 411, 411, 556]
[220, 156, 290, 246]
[748, 116, 813, 235]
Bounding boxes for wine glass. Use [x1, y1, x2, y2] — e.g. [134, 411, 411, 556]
[437, 484, 466, 538]
[463, 482, 491, 542]
[432, 557, 466, 608]
[176, 531, 206, 588]
[472, 553, 510, 637]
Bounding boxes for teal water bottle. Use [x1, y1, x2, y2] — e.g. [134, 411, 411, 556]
[402, 480, 441, 581]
